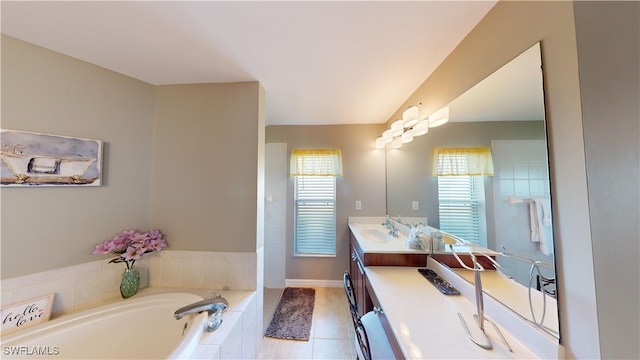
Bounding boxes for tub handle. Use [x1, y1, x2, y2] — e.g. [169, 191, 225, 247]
[207, 309, 224, 332]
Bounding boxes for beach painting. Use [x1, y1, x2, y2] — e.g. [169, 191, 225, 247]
[1, 129, 103, 187]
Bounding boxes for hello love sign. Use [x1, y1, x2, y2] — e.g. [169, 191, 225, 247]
[1, 294, 55, 334]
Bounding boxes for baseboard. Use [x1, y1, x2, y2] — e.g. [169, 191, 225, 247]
[285, 279, 343, 288]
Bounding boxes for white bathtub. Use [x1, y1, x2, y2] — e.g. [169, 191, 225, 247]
[1, 292, 208, 359]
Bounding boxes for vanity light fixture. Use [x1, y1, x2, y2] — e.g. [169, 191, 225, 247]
[390, 119, 404, 137]
[375, 103, 450, 149]
[412, 119, 430, 136]
[428, 106, 450, 127]
[402, 105, 420, 128]
[401, 129, 414, 144]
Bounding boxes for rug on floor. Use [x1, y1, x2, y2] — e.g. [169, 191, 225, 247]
[265, 287, 315, 341]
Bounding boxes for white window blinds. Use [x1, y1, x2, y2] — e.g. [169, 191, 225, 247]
[294, 176, 336, 255]
[435, 147, 489, 246]
[291, 149, 341, 256]
[437, 175, 486, 246]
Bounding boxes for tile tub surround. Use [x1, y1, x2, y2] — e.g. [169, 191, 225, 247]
[1, 258, 151, 318]
[0, 250, 261, 360]
[1, 250, 258, 318]
[148, 250, 257, 290]
[138, 287, 259, 360]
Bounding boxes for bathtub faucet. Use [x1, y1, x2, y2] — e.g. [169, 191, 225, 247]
[174, 295, 229, 332]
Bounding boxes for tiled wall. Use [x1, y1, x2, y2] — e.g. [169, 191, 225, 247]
[1, 258, 149, 317]
[492, 140, 555, 284]
[188, 291, 259, 360]
[1, 250, 257, 318]
[148, 250, 257, 290]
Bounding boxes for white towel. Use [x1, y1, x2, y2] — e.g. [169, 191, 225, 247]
[529, 199, 551, 255]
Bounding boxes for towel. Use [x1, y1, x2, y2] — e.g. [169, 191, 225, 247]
[529, 199, 552, 255]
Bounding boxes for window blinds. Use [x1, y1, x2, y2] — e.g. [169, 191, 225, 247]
[294, 176, 336, 255]
[435, 147, 489, 246]
[291, 149, 341, 256]
[437, 176, 485, 245]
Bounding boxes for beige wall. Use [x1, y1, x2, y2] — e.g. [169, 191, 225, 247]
[150, 82, 263, 253]
[1, 35, 155, 278]
[1, 36, 264, 280]
[266, 124, 386, 281]
[573, 2, 639, 359]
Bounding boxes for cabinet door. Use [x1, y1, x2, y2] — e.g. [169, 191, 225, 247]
[366, 276, 405, 359]
[356, 258, 369, 317]
[349, 245, 366, 317]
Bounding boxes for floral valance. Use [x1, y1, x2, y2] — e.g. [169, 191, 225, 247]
[433, 147, 494, 176]
[290, 149, 343, 176]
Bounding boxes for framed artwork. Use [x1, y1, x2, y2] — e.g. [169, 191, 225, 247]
[1, 294, 55, 334]
[1, 129, 103, 187]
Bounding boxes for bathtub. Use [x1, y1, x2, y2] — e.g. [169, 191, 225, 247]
[1, 292, 208, 359]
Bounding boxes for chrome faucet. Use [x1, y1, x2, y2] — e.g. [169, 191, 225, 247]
[389, 223, 399, 237]
[174, 294, 229, 332]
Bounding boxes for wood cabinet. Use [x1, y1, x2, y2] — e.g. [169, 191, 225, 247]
[350, 243, 371, 317]
[348, 227, 409, 359]
[366, 279, 407, 360]
[348, 229, 428, 317]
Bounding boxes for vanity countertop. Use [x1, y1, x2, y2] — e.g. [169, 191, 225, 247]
[348, 216, 497, 256]
[452, 268, 559, 335]
[348, 220, 429, 254]
[365, 266, 537, 359]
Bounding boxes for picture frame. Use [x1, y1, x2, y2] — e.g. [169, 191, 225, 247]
[1, 294, 55, 334]
[1, 129, 103, 187]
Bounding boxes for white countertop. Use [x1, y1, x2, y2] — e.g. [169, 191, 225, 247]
[365, 266, 537, 359]
[348, 217, 497, 256]
[348, 221, 429, 254]
[452, 269, 559, 335]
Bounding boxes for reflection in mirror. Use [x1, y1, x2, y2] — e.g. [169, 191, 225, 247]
[385, 43, 559, 338]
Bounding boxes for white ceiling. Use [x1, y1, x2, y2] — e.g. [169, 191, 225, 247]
[1, 1, 498, 126]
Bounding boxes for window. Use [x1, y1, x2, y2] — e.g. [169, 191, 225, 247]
[437, 175, 487, 246]
[295, 176, 336, 255]
[290, 149, 342, 256]
[433, 147, 493, 246]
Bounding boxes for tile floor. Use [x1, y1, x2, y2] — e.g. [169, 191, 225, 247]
[258, 287, 357, 359]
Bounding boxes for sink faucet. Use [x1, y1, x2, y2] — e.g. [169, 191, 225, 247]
[389, 223, 399, 238]
[174, 295, 229, 332]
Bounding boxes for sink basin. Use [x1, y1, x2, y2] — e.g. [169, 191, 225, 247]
[359, 228, 394, 243]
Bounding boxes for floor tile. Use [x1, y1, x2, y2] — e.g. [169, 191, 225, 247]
[259, 286, 355, 359]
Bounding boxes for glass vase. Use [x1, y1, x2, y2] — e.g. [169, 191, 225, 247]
[120, 266, 140, 299]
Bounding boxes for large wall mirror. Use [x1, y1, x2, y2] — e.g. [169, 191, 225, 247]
[386, 43, 559, 338]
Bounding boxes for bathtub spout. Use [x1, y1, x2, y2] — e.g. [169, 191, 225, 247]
[174, 297, 229, 320]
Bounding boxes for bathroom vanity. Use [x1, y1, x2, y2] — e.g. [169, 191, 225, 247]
[348, 218, 428, 317]
[348, 217, 561, 359]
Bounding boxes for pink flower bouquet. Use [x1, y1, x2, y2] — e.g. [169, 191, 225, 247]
[91, 229, 167, 269]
